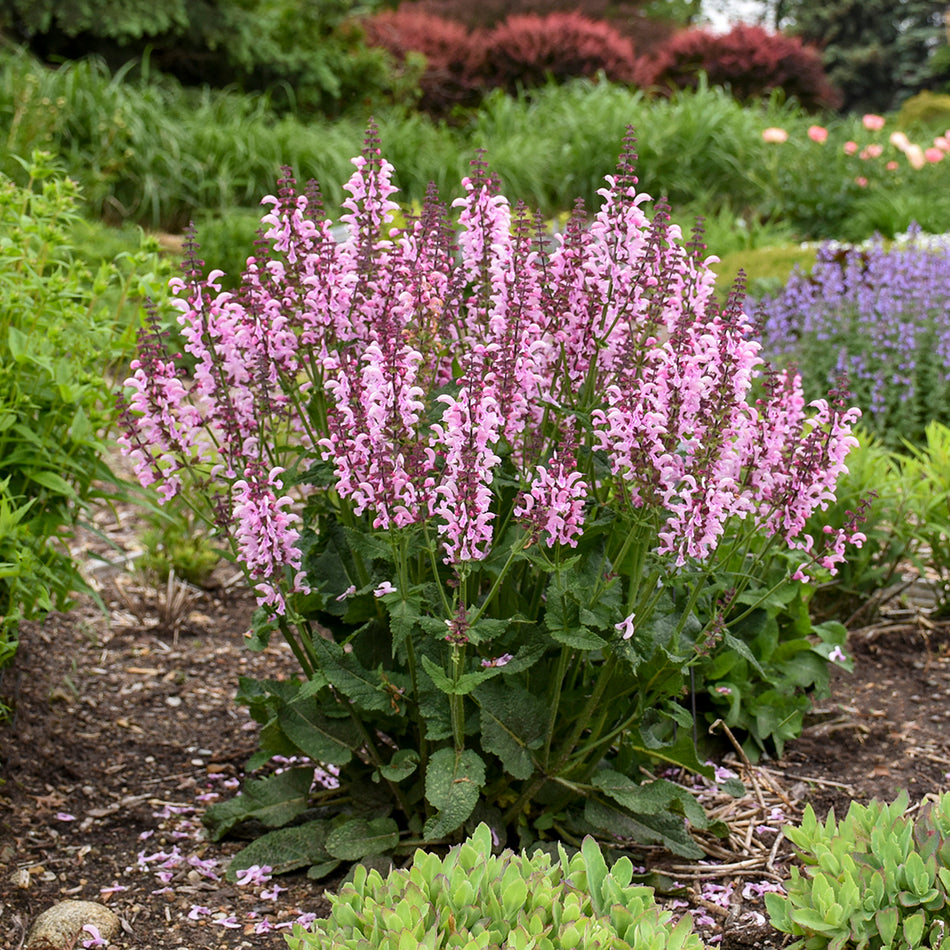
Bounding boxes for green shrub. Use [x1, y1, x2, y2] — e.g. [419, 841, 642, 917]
[767, 790, 950, 950]
[2, 0, 400, 118]
[897, 90, 950, 133]
[0, 152, 169, 707]
[286, 824, 707, 950]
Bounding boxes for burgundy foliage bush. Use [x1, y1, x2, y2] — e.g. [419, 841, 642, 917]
[362, 8, 483, 114]
[474, 11, 639, 94]
[641, 24, 841, 112]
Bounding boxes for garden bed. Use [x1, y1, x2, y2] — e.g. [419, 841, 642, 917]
[1, 505, 949, 950]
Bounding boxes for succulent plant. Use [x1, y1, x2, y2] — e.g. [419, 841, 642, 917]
[285, 823, 707, 950]
[766, 790, 950, 950]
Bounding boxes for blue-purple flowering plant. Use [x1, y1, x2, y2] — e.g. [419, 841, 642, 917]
[754, 230, 950, 448]
[118, 129, 864, 873]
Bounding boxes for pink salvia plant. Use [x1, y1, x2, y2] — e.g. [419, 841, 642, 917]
[117, 125, 866, 859]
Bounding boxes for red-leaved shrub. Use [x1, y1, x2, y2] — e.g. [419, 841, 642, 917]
[641, 24, 841, 112]
[362, 8, 483, 114]
[475, 11, 638, 93]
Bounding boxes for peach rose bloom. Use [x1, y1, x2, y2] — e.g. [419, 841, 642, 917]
[762, 127, 788, 144]
[889, 131, 910, 151]
[905, 144, 926, 169]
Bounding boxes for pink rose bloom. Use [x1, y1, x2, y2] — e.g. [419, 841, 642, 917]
[761, 126, 788, 144]
[886, 161, 899, 171]
[807, 124, 828, 143]
[843, 140, 858, 155]
[854, 176, 869, 188]
[860, 144, 883, 159]
[906, 144, 926, 169]
[889, 131, 910, 151]
[925, 146, 944, 163]
[934, 136, 950, 152]
[862, 113, 885, 131]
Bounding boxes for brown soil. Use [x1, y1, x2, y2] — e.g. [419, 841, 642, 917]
[2, 505, 950, 950]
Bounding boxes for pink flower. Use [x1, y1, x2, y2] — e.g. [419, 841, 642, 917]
[843, 140, 858, 155]
[860, 144, 883, 160]
[889, 130, 910, 151]
[807, 125, 828, 144]
[431, 368, 502, 564]
[514, 438, 589, 548]
[761, 127, 788, 144]
[615, 613, 636, 640]
[906, 144, 926, 169]
[828, 645, 848, 663]
[862, 113, 885, 131]
[80, 924, 107, 949]
[232, 465, 310, 613]
[925, 146, 944, 163]
[854, 176, 869, 188]
[886, 161, 899, 171]
[934, 135, 950, 152]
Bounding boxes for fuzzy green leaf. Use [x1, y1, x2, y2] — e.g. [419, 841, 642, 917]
[326, 817, 400, 860]
[277, 695, 361, 765]
[310, 635, 392, 712]
[591, 771, 708, 830]
[225, 820, 333, 880]
[474, 678, 546, 780]
[423, 748, 486, 840]
[584, 798, 703, 859]
[421, 653, 495, 696]
[203, 767, 314, 842]
[379, 749, 420, 782]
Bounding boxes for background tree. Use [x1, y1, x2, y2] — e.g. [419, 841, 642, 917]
[779, 0, 950, 113]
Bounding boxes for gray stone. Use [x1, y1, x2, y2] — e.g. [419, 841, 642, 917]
[25, 899, 121, 949]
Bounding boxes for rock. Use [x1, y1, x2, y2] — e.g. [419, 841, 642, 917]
[25, 900, 120, 949]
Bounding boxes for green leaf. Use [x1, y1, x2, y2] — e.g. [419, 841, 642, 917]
[203, 767, 314, 842]
[423, 747, 486, 840]
[421, 653, 495, 696]
[473, 678, 546, 780]
[276, 695, 361, 765]
[326, 817, 400, 860]
[379, 749, 420, 782]
[581, 835, 608, 916]
[226, 820, 333, 880]
[875, 906, 899, 945]
[27, 469, 77, 499]
[310, 635, 392, 712]
[591, 771, 708, 829]
[584, 798, 703, 859]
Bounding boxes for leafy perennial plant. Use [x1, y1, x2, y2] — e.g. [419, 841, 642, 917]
[118, 129, 863, 870]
